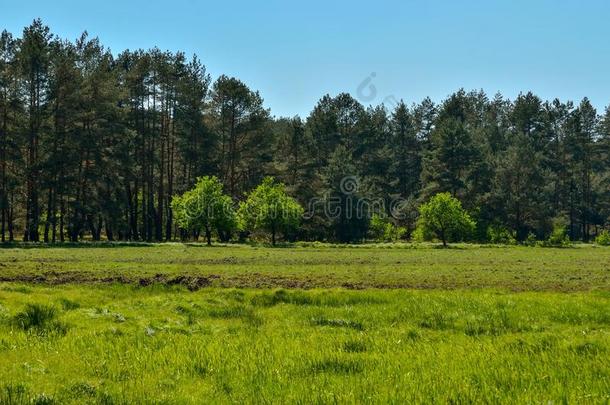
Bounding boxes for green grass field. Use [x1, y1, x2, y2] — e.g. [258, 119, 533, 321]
[0, 245, 609, 403]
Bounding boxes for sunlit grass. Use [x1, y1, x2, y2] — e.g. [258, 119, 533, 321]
[0, 245, 608, 402]
[0, 284, 608, 403]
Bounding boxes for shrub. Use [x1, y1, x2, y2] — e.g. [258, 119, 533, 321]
[487, 225, 517, 245]
[369, 214, 406, 242]
[412, 223, 434, 243]
[524, 232, 538, 246]
[546, 224, 571, 247]
[595, 230, 610, 246]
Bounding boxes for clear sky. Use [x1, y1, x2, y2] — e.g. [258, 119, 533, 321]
[2, 0, 609, 117]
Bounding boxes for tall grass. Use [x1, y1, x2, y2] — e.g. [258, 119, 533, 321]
[0, 285, 607, 403]
[12, 304, 67, 335]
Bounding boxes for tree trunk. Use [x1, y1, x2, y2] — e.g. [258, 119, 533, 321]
[205, 226, 212, 246]
[44, 186, 53, 243]
[7, 195, 14, 241]
[59, 196, 65, 243]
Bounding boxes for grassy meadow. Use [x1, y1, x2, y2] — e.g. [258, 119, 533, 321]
[0, 244, 609, 403]
[1, 243, 609, 290]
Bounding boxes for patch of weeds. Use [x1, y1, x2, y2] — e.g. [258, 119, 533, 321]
[69, 382, 97, 398]
[190, 354, 211, 378]
[506, 336, 558, 354]
[164, 325, 191, 335]
[88, 307, 126, 324]
[251, 289, 385, 307]
[219, 381, 233, 395]
[95, 390, 123, 405]
[176, 305, 197, 325]
[93, 307, 110, 316]
[308, 358, 364, 374]
[464, 308, 533, 336]
[418, 311, 454, 330]
[0, 383, 29, 404]
[32, 393, 56, 405]
[246, 313, 264, 327]
[113, 313, 126, 323]
[342, 339, 367, 353]
[0, 338, 11, 351]
[311, 316, 364, 331]
[0, 384, 55, 405]
[222, 289, 245, 303]
[550, 307, 610, 325]
[102, 327, 124, 338]
[2, 285, 32, 294]
[464, 319, 486, 336]
[572, 342, 605, 356]
[208, 305, 252, 319]
[405, 328, 422, 341]
[59, 298, 80, 311]
[251, 289, 313, 307]
[186, 311, 196, 325]
[13, 304, 68, 336]
[208, 304, 263, 326]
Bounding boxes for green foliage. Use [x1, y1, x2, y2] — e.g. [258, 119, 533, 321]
[1, 22, 610, 245]
[12, 303, 67, 335]
[545, 224, 571, 247]
[172, 176, 236, 245]
[411, 221, 435, 243]
[0, 26, 607, 246]
[421, 115, 476, 199]
[487, 225, 517, 245]
[321, 146, 369, 243]
[524, 232, 538, 247]
[416, 193, 475, 246]
[238, 177, 304, 245]
[369, 214, 406, 242]
[595, 230, 610, 246]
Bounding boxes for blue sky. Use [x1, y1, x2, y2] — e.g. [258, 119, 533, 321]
[2, 0, 609, 117]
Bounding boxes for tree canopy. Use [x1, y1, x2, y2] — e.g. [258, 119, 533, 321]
[237, 177, 303, 245]
[1, 20, 610, 244]
[171, 176, 235, 245]
[416, 193, 476, 247]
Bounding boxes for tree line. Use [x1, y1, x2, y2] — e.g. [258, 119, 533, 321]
[1, 20, 609, 243]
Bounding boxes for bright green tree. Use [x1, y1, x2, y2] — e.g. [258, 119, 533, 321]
[238, 177, 303, 245]
[172, 176, 235, 245]
[369, 214, 406, 242]
[416, 192, 475, 247]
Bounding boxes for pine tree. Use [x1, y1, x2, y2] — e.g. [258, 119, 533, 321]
[211, 75, 271, 199]
[491, 132, 547, 241]
[18, 19, 53, 242]
[388, 101, 420, 198]
[322, 146, 369, 242]
[0, 30, 19, 241]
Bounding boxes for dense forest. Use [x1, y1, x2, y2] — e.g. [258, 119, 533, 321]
[1, 20, 609, 243]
